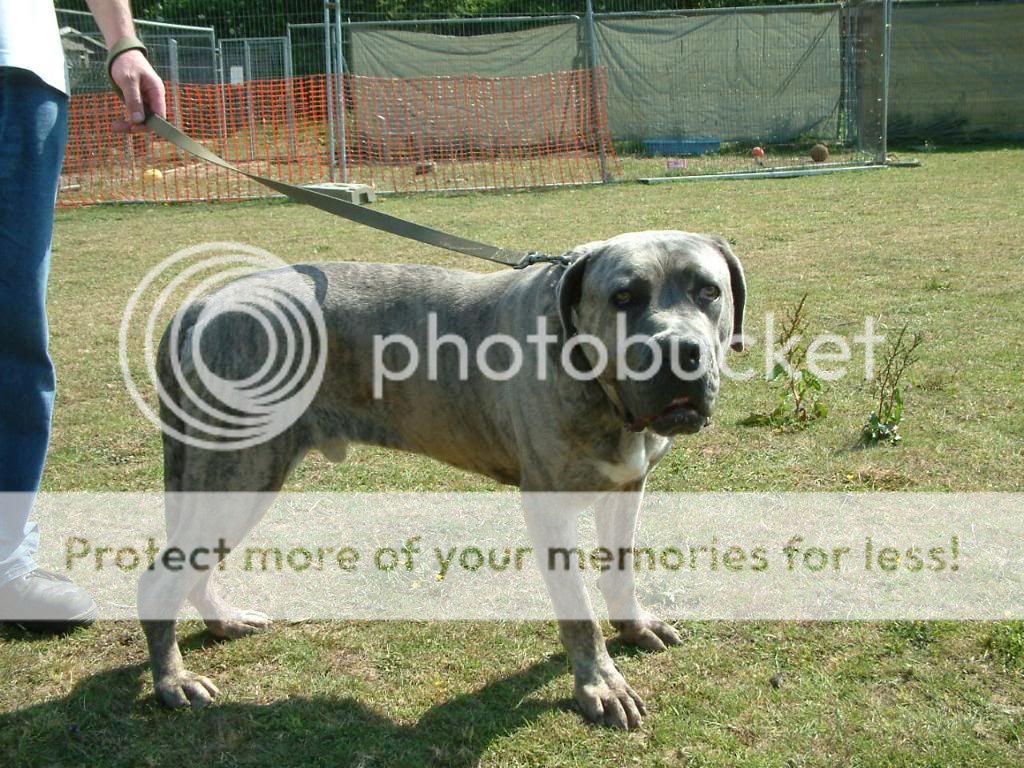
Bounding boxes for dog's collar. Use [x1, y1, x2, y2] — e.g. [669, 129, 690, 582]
[513, 252, 572, 270]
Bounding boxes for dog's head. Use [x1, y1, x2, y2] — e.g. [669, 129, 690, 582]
[556, 230, 746, 436]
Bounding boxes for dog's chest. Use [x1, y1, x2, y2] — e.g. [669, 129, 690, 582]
[593, 433, 670, 486]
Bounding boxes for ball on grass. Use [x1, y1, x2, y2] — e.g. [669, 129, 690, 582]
[751, 146, 765, 159]
[143, 168, 163, 182]
[810, 144, 829, 163]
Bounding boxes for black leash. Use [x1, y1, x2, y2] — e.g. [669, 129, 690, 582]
[109, 35, 568, 270]
[148, 113, 566, 268]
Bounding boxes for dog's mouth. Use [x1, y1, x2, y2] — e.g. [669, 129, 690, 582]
[626, 395, 710, 436]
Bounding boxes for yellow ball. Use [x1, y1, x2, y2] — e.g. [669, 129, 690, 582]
[143, 168, 163, 182]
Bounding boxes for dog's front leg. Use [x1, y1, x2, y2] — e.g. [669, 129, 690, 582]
[522, 493, 646, 730]
[595, 483, 682, 651]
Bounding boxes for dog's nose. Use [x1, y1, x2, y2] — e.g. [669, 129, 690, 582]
[661, 337, 702, 375]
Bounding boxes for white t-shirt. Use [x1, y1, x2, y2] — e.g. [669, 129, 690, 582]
[0, 1, 67, 93]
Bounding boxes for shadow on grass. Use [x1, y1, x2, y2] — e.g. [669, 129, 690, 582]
[0, 630, 570, 767]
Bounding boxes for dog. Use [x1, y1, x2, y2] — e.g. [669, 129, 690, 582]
[138, 230, 746, 730]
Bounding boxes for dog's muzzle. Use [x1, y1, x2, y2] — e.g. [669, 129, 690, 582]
[621, 335, 716, 436]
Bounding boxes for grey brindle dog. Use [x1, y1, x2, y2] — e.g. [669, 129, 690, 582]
[139, 230, 746, 730]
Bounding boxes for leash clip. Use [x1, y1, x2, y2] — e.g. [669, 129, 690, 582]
[513, 252, 571, 270]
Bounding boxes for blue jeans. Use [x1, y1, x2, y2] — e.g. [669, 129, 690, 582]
[0, 68, 68, 586]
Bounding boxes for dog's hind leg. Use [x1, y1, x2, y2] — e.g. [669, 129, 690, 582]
[141, 298, 315, 707]
[190, 430, 349, 638]
[188, 443, 307, 639]
[141, 433, 304, 708]
[190, 573, 271, 640]
[138, 323, 222, 708]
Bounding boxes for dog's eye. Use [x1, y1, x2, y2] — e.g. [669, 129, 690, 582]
[611, 290, 634, 307]
[699, 285, 721, 302]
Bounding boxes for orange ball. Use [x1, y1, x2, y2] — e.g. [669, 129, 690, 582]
[751, 146, 765, 158]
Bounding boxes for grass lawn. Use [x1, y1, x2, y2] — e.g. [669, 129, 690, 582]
[2, 147, 1023, 766]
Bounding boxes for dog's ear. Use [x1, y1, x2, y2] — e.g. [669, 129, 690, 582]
[556, 247, 593, 339]
[704, 234, 747, 351]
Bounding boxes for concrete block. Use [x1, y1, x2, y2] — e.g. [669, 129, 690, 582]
[304, 182, 376, 205]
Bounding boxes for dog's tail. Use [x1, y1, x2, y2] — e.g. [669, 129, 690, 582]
[157, 305, 201, 494]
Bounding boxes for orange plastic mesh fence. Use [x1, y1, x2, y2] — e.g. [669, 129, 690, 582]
[58, 69, 615, 206]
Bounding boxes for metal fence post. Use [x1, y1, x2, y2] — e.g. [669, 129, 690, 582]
[335, 7, 348, 182]
[216, 39, 228, 149]
[168, 38, 183, 162]
[842, 4, 857, 150]
[244, 39, 257, 161]
[168, 38, 180, 115]
[879, 0, 893, 164]
[323, 1, 337, 181]
[585, 0, 610, 182]
[283, 35, 298, 158]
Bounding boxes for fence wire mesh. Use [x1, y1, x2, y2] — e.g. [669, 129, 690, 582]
[888, 0, 1024, 143]
[54, 1, 903, 205]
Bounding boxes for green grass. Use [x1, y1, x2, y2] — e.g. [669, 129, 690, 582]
[3, 148, 1024, 766]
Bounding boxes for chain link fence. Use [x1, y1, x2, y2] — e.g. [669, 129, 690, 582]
[56, 0, 1020, 203]
[888, 0, 1024, 143]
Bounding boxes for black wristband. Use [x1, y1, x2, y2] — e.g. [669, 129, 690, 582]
[106, 35, 148, 100]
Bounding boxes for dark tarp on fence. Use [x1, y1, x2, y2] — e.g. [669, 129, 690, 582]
[889, 0, 1024, 142]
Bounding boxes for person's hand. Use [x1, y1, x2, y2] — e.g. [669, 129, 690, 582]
[109, 49, 166, 132]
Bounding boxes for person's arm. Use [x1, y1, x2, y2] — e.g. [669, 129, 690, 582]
[85, 0, 166, 132]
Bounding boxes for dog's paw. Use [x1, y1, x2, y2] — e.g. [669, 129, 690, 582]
[205, 609, 271, 640]
[575, 665, 647, 730]
[614, 613, 682, 652]
[154, 670, 220, 709]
